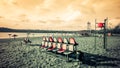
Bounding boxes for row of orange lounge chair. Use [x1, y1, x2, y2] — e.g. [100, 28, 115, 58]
[40, 36, 79, 61]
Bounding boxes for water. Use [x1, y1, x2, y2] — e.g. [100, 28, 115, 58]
[0, 32, 50, 39]
[0, 32, 73, 39]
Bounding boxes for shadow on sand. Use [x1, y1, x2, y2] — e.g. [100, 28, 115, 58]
[28, 44, 120, 67]
[29, 44, 40, 46]
[71, 52, 120, 67]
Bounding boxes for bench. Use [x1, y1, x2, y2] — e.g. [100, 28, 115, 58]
[52, 37, 63, 53]
[41, 37, 49, 49]
[57, 38, 68, 53]
[40, 36, 46, 48]
[63, 38, 78, 61]
[47, 37, 57, 51]
[46, 37, 54, 50]
[40, 36, 78, 62]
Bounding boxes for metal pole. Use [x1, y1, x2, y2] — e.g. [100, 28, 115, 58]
[103, 18, 108, 50]
[106, 18, 108, 49]
[103, 22, 106, 49]
[94, 19, 97, 50]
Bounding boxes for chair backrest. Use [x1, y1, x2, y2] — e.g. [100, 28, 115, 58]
[49, 37, 54, 42]
[45, 42, 48, 47]
[57, 37, 63, 43]
[41, 41, 45, 45]
[46, 37, 49, 42]
[68, 44, 74, 51]
[61, 43, 67, 50]
[43, 37, 49, 47]
[48, 42, 52, 47]
[53, 37, 57, 42]
[69, 38, 77, 45]
[41, 36, 46, 45]
[57, 37, 63, 49]
[68, 38, 78, 51]
[52, 43, 56, 48]
[63, 38, 69, 44]
[42, 36, 46, 41]
[57, 43, 61, 49]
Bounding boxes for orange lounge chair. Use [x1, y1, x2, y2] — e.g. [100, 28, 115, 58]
[63, 38, 78, 61]
[41, 37, 49, 48]
[47, 37, 57, 51]
[41, 36, 46, 48]
[57, 38, 68, 53]
[52, 37, 63, 53]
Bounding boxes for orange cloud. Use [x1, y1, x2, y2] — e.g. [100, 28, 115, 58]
[0, 0, 120, 30]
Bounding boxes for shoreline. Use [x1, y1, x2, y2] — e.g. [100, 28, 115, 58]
[0, 37, 42, 43]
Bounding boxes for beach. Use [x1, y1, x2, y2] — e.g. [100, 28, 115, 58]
[0, 36, 120, 68]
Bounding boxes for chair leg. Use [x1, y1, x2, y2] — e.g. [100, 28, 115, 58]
[66, 54, 69, 62]
[76, 51, 79, 61]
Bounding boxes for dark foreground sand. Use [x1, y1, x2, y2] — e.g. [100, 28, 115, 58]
[0, 36, 120, 68]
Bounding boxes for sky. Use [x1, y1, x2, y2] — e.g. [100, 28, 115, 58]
[0, 0, 120, 31]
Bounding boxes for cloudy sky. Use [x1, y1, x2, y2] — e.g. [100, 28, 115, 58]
[0, 0, 120, 30]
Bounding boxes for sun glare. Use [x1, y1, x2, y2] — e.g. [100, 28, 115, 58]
[60, 6, 81, 22]
[63, 10, 81, 22]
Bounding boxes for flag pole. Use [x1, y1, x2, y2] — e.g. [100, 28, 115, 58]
[94, 19, 97, 50]
[103, 18, 108, 50]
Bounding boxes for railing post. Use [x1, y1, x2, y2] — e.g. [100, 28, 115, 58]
[103, 18, 108, 50]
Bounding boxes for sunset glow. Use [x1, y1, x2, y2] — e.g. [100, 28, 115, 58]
[0, 0, 120, 30]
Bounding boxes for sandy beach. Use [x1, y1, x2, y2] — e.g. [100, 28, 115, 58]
[0, 36, 120, 68]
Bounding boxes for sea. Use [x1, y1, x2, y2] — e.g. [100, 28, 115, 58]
[0, 32, 73, 39]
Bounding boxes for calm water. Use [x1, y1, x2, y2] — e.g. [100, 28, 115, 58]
[0, 32, 50, 39]
[0, 32, 73, 39]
